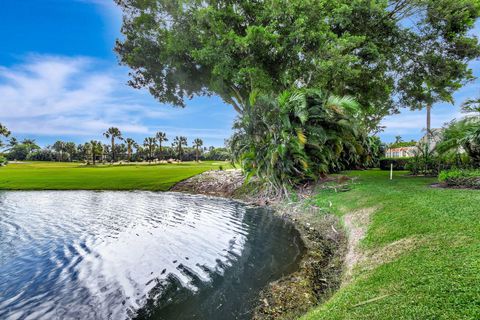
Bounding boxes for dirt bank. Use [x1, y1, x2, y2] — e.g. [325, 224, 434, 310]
[171, 169, 348, 319]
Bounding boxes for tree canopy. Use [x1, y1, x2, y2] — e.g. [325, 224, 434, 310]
[115, 0, 480, 131]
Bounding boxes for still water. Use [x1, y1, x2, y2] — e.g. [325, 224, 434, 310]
[0, 191, 304, 319]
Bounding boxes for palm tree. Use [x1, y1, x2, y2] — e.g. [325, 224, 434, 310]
[143, 137, 157, 162]
[4, 137, 18, 151]
[21, 139, 40, 154]
[173, 136, 187, 161]
[135, 144, 144, 160]
[155, 131, 168, 160]
[64, 142, 77, 160]
[21, 138, 36, 145]
[79, 142, 91, 162]
[52, 141, 66, 161]
[0, 123, 10, 149]
[0, 123, 10, 139]
[193, 138, 203, 162]
[394, 136, 403, 144]
[89, 140, 103, 165]
[437, 107, 480, 166]
[230, 89, 362, 195]
[125, 138, 136, 161]
[117, 143, 127, 161]
[462, 96, 480, 113]
[103, 127, 123, 162]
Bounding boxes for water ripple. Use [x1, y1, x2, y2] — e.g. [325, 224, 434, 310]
[0, 191, 304, 320]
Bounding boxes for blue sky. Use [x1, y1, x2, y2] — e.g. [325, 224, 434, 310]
[0, 0, 478, 147]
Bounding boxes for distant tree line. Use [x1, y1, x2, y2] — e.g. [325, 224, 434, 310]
[0, 126, 229, 164]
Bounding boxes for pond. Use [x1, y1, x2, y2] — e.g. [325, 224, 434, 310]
[0, 191, 304, 319]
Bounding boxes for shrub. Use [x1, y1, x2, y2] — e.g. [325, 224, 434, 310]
[0, 155, 7, 166]
[341, 135, 385, 170]
[379, 157, 410, 170]
[230, 89, 364, 196]
[26, 149, 57, 161]
[406, 156, 439, 176]
[438, 169, 480, 188]
[407, 140, 475, 176]
[6, 144, 31, 161]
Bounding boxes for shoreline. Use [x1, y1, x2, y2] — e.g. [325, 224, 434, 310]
[171, 169, 348, 319]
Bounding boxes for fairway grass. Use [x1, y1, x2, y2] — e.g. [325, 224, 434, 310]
[302, 170, 480, 320]
[0, 161, 230, 191]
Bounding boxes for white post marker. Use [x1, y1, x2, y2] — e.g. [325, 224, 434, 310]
[390, 163, 393, 180]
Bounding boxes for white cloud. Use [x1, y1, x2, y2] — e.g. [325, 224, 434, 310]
[0, 56, 164, 137]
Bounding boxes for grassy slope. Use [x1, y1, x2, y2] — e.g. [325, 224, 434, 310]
[0, 161, 229, 191]
[302, 170, 480, 320]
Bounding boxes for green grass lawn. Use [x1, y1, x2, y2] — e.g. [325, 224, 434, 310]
[302, 170, 480, 320]
[0, 161, 230, 191]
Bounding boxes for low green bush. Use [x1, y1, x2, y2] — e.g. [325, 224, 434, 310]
[406, 155, 440, 176]
[438, 169, 480, 188]
[0, 156, 7, 166]
[407, 152, 473, 176]
[379, 157, 410, 170]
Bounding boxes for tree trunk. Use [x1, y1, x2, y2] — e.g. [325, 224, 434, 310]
[111, 137, 115, 162]
[426, 104, 431, 143]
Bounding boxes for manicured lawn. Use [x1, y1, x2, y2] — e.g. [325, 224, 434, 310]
[0, 161, 230, 191]
[302, 170, 480, 320]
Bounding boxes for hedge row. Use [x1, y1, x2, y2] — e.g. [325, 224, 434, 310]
[379, 157, 410, 170]
[438, 169, 480, 188]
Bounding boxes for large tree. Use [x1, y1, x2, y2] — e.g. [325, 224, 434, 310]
[115, 0, 480, 131]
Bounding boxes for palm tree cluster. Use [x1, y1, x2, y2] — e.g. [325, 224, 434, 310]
[1, 125, 219, 164]
[172, 136, 188, 161]
[230, 89, 380, 195]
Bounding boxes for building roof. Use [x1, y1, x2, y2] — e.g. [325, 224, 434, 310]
[386, 146, 417, 152]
